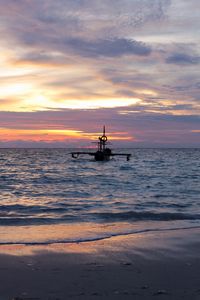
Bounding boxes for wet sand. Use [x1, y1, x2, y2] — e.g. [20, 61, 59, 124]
[0, 227, 199, 300]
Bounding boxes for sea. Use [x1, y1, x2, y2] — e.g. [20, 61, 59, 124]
[0, 148, 199, 246]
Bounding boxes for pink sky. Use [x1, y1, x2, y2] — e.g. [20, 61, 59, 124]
[0, 0, 200, 147]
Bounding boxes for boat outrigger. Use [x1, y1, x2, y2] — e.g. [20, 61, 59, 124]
[71, 126, 131, 161]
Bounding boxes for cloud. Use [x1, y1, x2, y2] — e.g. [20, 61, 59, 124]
[64, 37, 151, 58]
[166, 53, 200, 65]
[13, 51, 73, 67]
[0, 0, 200, 147]
[0, 0, 170, 48]
[0, 108, 199, 130]
[0, 109, 200, 147]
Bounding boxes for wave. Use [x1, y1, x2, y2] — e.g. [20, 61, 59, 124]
[0, 216, 78, 225]
[0, 225, 199, 246]
[0, 210, 199, 225]
[92, 211, 200, 222]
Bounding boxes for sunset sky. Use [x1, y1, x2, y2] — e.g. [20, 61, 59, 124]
[0, 0, 200, 147]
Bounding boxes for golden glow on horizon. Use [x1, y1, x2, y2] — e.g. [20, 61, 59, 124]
[105, 136, 133, 141]
[0, 128, 133, 142]
[0, 128, 84, 141]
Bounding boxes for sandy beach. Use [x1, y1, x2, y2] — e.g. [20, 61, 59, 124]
[0, 227, 199, 300]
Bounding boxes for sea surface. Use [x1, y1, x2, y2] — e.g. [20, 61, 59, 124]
[0, 148, 199, 245]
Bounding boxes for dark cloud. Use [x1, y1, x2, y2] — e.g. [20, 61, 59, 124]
[0, 0, 169, 49]
[167, 104, 195, 111]
[14, 51, 72, 66]
[0, 108, 199, 131]
[115, 90, 137, 97]
[64, 37, 151, 58]
[166, 53, 200, 65]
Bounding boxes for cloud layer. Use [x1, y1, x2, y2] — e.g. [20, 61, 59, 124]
[0, 0, 200, 147]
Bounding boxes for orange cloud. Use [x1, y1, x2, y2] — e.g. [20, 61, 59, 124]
[0, 128, 134, 143]
[0, 128, 84, 142]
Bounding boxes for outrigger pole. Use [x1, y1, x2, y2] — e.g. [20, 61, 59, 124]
[71, 126, 131, 161]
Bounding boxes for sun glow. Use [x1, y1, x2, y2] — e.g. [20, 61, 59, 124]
[82, 131, 134, 141]
[38, 97, 141, 110]
[62, 97, 141, 109]
[0, 93, 142, 111]
[0, 128, 84, 141]
[0, 127, 134, 143]
[1, 83, 32, 97]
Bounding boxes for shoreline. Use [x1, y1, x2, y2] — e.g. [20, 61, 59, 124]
[0, 220, 199, 246]
[0, 227, 199, 299]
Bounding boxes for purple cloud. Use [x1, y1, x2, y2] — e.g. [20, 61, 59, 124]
[166, 53, 200, 65]
[64, 37, 151, 58]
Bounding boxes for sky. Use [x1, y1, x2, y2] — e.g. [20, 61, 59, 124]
[0, 0, 200, 147]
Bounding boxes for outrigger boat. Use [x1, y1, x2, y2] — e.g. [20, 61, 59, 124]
[71, 126, 131, 161]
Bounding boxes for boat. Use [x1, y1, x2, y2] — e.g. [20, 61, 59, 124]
[71, 126, 131, 161]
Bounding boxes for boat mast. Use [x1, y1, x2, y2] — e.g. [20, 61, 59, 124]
[98, 125, 107, 152]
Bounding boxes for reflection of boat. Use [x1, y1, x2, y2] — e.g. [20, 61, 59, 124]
[71, 126, 131, 161]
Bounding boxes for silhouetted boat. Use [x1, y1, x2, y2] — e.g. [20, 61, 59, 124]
[71, 126, 131, 161]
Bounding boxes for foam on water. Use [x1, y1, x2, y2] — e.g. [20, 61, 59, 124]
[0, 221, 199, 246]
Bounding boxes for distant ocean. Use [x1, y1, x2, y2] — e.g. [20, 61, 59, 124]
[0, 148, 199, 245]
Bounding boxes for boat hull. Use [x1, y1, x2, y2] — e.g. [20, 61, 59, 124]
[95, 150, 111, 161]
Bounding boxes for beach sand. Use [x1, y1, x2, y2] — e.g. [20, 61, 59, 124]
[0, 227, 199, 300]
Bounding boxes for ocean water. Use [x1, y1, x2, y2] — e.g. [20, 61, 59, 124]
[0, 148, 199, 245]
